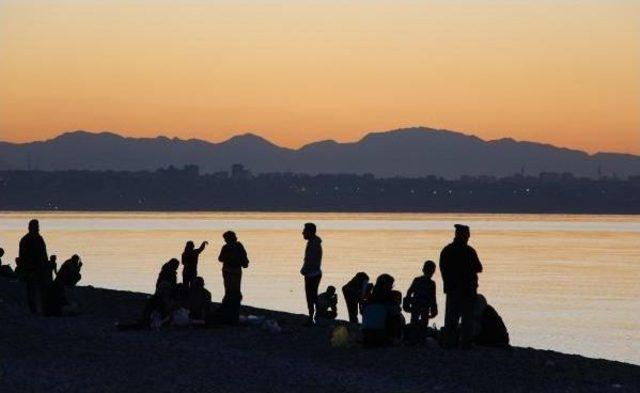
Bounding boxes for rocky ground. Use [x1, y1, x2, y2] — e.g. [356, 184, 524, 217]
[1, 279, 638, 393]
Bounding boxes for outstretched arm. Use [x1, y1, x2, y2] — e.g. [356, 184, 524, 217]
[196, 241, 208, 254]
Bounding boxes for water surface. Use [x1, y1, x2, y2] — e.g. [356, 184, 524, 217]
[1, 212, 638, 364]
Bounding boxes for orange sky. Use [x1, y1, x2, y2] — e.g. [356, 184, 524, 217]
[1, 0, 639, 153]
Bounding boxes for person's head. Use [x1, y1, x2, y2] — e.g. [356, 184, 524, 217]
[194, 276, 205, 289]
[454, 224, 471, 244]
[50, 255, 57, 263]
[327, 285, 336, 296]
[71, 254, 80, 264]
[0, 248, 4, 258]
[184, 241, 195, 252]
[422, 260, 436, 278]
[167, 258, 179, 271]
[355, 272, 369, 284]
[302, 223, 316, 240]
[28, 219, 39, 234]
[223, 231, 237, 244]
[374, 273, 395, 294]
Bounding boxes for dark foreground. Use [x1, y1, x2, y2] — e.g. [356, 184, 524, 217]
[1, 279, 638, 393]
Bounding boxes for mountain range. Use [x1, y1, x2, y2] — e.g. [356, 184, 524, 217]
[1, 127, 639, 178]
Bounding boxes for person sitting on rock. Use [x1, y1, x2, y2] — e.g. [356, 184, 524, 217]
[0, 248, 17, 279]
[316, 285, 338, 321]
[472, 294, 510, 347]
[188, 277, 212, 320]
[156, 258, 179, 290]
[361, 274, 397, 347]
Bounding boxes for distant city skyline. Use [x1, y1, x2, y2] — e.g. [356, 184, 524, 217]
[1, 0, 639, 154]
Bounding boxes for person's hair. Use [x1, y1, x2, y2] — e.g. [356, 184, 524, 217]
[327, 285, 336, 293]
[167, 258, 180, 270]
[195, 276, 205, 288]
[423, 260, 436, 276]
[50, 254, 57, 261]
[0, 248, 4, 257]
[28, 219, 39, 232]
[372, 274, 394, 302]
[71, 254, 80, 262]
[223, 231, 237, 243]
[303, 223, 317, 235]
[184, 241, 195, 252]
[355, 272, 369, 282]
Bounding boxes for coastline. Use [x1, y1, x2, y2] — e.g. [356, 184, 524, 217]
[1, 279, 638, 392]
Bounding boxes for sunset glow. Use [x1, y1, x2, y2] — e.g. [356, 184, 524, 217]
[1, 0, 638, 153]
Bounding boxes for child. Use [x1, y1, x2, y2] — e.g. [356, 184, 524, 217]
[405, 260, 438, 329]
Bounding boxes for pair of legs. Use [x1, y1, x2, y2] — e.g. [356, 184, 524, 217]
[182, 267, 197, 289]
[26, 271, 43, 314]
[304, 274, 322, 321]
[343, 289, 360, 323]
[443, 291, 475, 348]
[410, 308, 430, 328]
[222, 269, 242, 304]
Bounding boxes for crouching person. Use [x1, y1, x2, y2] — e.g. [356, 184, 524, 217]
[315, 285, 338, 324]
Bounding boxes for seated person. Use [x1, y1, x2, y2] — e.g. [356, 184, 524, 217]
[316, 285, 338, 320]
[361, 274, 396, 347]
[387, 290, 406, 343]
[473, 294, 510, 347]
[43, 275, 80, 317]
[0, 248, 17, 279]
[156, 258, 179, 290]
[188, 277, 212, 320]
[57, 254, 82, 287]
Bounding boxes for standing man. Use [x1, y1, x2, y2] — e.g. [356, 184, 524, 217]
[300, 223, 322, 326]
[218, 231, 249, 323]
[439, 224, 483, 349]
[18, 219, 49, 313]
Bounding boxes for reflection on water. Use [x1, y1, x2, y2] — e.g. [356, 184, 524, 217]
[0, 212, 638, 364]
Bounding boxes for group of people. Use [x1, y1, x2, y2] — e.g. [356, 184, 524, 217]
[2, 219, 508, 349]
[301, 222, 508, 348]
[0, 219, 83, 316]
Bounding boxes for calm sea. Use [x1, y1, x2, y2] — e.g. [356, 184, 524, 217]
[0, 212, 638, 364]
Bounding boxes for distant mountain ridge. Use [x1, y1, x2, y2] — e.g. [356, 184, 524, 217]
[1, 127, 639, 178]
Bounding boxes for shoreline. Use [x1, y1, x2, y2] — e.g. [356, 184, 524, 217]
[1, 279, 639, 392]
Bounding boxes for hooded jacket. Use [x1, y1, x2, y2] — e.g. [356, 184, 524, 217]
[300, 236, 322, 277]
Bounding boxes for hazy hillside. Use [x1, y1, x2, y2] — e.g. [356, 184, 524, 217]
[1, 127, 638, 178]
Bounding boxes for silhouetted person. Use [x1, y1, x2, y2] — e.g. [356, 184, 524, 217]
[18, 219, 48, 313]
[0, 248, 16, 278]
[361, 274, 396, 347]
[472, 294, 510, 347]
[42, 254, 58, 285]
[342, 272, 369, 324]
[57, 254, 82, 287]
[316, 285, 338, 320]
[387, 290, 406, 343]
[156, 258, 180, 289]
[217, 231, 249, 324]
[188, 276, 212, 320]
[42, 274, 80, 317]
[405, 261, 438, 329]
[300, 223, 322, 325]
[439, 224, 483, 349]
[181, 240, 208, 289]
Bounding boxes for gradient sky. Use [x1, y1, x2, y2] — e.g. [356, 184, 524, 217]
[1, 0, 639, 153]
